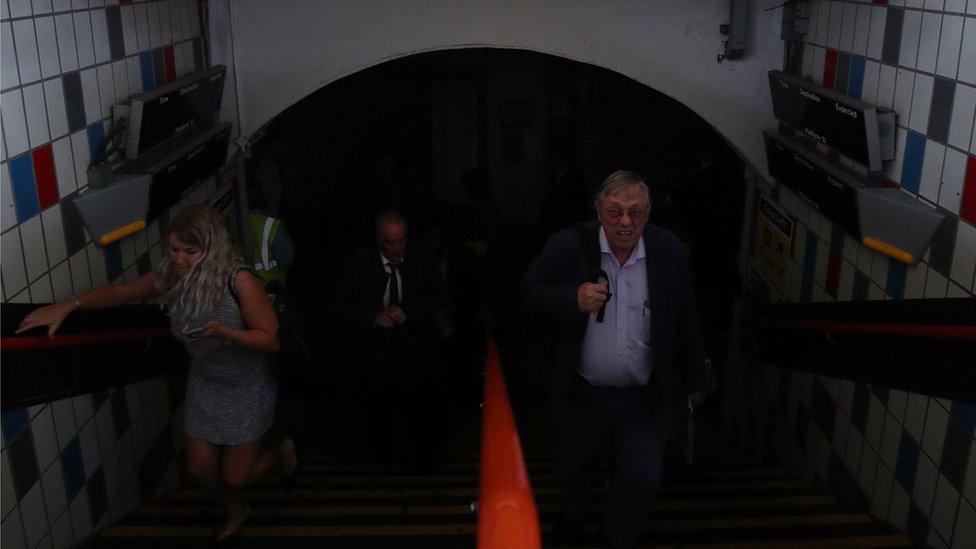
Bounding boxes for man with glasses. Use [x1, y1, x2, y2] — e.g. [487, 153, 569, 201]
[523, 170, 707, 548]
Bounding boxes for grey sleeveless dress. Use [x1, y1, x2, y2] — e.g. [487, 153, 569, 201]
[169, 279, 278, 445]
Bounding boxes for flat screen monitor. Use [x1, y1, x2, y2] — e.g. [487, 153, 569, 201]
[768, 70, 894, 172]
[126, 66, 226, 159]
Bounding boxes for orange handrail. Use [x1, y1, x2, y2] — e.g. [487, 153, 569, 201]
[477, 335, 541, 549]
[1, 329, 173, 352]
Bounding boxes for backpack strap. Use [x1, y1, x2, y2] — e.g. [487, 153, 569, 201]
[574, 222, 602, 283]
[226, 266, 249, 307]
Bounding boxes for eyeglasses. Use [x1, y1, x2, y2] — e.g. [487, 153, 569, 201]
[604, 207, 648, 221]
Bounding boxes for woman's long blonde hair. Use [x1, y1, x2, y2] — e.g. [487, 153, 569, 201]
[155, 205, 238, 321]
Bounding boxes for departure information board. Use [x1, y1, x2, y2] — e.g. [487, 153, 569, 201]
[768, 70, 892, 172]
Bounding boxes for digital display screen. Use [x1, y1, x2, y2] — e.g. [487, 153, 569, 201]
[768, 70, 879, 171]
[144, 123, 231, 220]
[127, 66, 226, 159]
[764, 130, 862, 238]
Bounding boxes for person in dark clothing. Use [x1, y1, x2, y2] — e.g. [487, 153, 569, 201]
[331, 211, 448, 464]
[522, 170, 708, 548]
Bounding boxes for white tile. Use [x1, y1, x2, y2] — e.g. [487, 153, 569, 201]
[948, 84, 976, 150]
[22, 82, 50, 148]
[125, 54, 141, 95]
[950, 219, 976, 289]
[32, 0, 53, 14]
[940, 147, 967, 214]
[51, 135, 75, 197]
[924, 0, 944, 8]
[812, 46, 826, 85]
[79, 67, 100, 124]
[72, 394, 93, 427]
[870, 247, 890, 287]
[133, 2, 148, 50]
[50, 398, 76, 450]
[859, 443, 879, 495]
[72, 11, 94, 69]
[78, 413, 100, 478]
[852, 4, 871, 56]
[52, 0, 71, 11]
[86, 241, 105, 286]
[12, 19, 41, 84]
[1, 23, 20, 90]
[41, 205, 65, 264]
[70, 0, 88, 8]
[1, 505, 27, 549]
[2, 88, 30, 157]
[866, 395, 886, 451]
[168, 0, 183, 42]
[68, 247, 90, 293]
[96, 63, 114, 118]
[904, 260, 928, 299]
[876, 63, 897, 109]
[888, 483, 910, 529]
[839, 2, 856, 51]
[20, 214, 47, 282]
[185, 0, 199, 37]
[944, 0, 966, 11]
[70, 128, 90, 196]
[931, 474, 960, 540]
[158, 1, 171, 45]
[898, 10, 922, 69]
[919, 140, 945, 203]
[111, 59, 128, 104]
[953, 500, 976, 549]
[90, 8, 110, 63]
[69, 485, 92, 541]
[146, 1, 159, 47]
[960, 17, 976, 85]
[1, 167, 16, 232]
[880, 412, 903, 469]
[913, 451, 939, 515]
[8, 0, 31, 17]
[0, 0, 9, 19]
[922, 400, 948, 462]
[50, 259, 71, 300]
[94, 397, 114, 458]
[937, 15, 964, 79]
[53, 13, 77, 72]
[43, 78, 68, 140]
[41, 460, 66, 522]
[893, 69, 915, 124]
[904, 0, 924, 7]
[867, 6, 887, 60]
[29, 271, 53, 303]
[120, 231, 134, 265]
[32, 405, 58, 472]
[50, 506, 73, 549]
[34, 16, 60, 79]
[946, 281, 969, 297]
[21, 479, 49, 546]
[1, 228, 28, 293]
[119, 4, 136, 55]
[916, 12, 941, 74]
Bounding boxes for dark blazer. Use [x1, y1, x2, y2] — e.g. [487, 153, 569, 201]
[522, 221, 707, 409]
[332, 243, 447, 336]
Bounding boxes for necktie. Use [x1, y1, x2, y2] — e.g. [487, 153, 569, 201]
[387, 261, 400, 307]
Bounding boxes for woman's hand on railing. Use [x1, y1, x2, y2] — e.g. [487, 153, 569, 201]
[15, 300, 79, 336]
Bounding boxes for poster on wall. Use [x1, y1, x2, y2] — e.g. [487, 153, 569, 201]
[755, 195, 793, 296]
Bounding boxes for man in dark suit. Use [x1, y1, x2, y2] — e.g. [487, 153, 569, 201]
[332, 211, 447, 463]
[522, 170, 707, 548]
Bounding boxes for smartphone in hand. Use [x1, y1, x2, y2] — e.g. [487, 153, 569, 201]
[182, 325, 206, 337]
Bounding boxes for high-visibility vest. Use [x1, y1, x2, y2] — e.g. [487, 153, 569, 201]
[250, 213, 287, 286]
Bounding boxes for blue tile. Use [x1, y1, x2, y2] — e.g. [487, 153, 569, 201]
[895, 431, 920, 493]
[87, 122, 105, 160]
[886, 259, 907, 299]
[1, 408, 29, 444]
[9, 154, 39, 222]
[60, 436, 86, 502]
[104, 242, 123, 281]
[849, 57, 865, 100]
[139, 51, 155, 92]
[950, 401, 976, 434]
[900, 132, 926, 194]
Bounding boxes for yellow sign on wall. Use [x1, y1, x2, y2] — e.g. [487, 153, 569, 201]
[756, 195, 793, 296]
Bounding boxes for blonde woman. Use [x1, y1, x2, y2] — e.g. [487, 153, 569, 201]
[17, 205, 297, 543]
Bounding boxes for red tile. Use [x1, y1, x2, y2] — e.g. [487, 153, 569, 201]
[823, 50, 838, 89]
[961, 156, 976, 225]
[825, 249, 842, 298]
[31, 144, 59, 209]
[163, 45, 176, 83]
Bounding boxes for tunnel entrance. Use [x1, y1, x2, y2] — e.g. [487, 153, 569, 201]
[245, 47, 745, 407]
